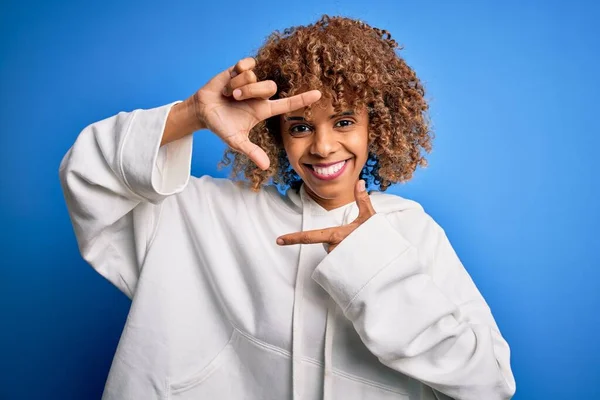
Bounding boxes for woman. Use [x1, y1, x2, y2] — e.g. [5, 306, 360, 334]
[59, 15, 515, 400]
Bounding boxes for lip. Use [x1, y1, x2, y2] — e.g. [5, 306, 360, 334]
[303, 159, 350, 181]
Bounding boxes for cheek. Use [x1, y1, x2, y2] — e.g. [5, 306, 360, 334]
[282, 142, 302, 168]
[348, 131, 369, 159]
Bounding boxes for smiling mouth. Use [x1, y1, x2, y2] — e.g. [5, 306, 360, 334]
[303, 159, 350, 181]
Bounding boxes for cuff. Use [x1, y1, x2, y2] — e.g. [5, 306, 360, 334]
[311, 213, 413, 311]
[119, 101, 193, 203]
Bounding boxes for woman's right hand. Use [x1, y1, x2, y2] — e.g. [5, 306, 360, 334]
[192, 57, 321, 170]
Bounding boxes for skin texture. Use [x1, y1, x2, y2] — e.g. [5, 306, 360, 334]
[280, 99, 370, 210]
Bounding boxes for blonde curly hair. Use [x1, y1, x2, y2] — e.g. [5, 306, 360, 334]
[220, 15, 433, 191]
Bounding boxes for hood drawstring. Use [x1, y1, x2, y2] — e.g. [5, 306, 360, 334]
[291, 195, 310, 400]
[322, 205, 356, 400]
[292, 188, 310, 400]
[322, 298, 337, 400]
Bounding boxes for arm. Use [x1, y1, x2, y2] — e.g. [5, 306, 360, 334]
[59, 101, 196, 298]
[311, 212, 516, 400]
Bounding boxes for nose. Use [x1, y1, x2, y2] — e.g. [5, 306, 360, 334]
[309, 128, 338, 158]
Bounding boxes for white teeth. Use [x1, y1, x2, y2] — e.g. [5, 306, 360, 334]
[312, 160, 345, 176]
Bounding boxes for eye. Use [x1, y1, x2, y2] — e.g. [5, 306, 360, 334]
[335, 119, 354, 128]
[289, 124, 312, 135]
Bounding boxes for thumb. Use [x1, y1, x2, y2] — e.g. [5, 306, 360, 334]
[354, 180, 375, 218]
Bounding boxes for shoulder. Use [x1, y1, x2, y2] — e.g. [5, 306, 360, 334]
[369, 190, 443, 256]
[369, 190, 425, 215]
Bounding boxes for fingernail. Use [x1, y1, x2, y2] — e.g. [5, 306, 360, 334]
[277, 238, 284, 245]
[231, 70, 238, 78]
[233, 89, 242, 98]
[222, 87, 229, 96]
[358, 180, 366, 192]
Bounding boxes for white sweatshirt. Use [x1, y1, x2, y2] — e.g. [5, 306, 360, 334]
[59, 102, 516, 400]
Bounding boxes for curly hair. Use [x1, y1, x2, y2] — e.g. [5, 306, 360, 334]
[220, 15, 433, 192]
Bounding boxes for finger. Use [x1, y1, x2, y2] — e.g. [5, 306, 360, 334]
[203, 57, 257, 93]
[223, 70, 258, 96]
[203, 65, 237, 92]
[232, 81, 277, 101]
[264, 90, 322, 119]
[230, 135, 270, 171]
[232, 57, 257, 77]
[354, 179, 376, 220]
[277, 227, 340, 246]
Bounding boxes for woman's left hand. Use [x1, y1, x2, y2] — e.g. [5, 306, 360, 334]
[276, 180, 376, 253]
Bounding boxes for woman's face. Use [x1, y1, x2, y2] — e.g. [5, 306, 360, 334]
[280, 97, 369, 210]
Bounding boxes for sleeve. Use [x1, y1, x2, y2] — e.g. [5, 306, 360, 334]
[311, 212, 516, 400]
[58, 101, 193, 299]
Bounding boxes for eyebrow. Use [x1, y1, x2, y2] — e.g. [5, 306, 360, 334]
[284, 110, 355, 122]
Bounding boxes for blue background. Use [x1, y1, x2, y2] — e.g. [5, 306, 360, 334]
[1, 0, 598, 399]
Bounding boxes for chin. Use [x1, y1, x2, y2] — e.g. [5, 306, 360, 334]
[306, 184, 343, 200]
[302, 172, 357, 199]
